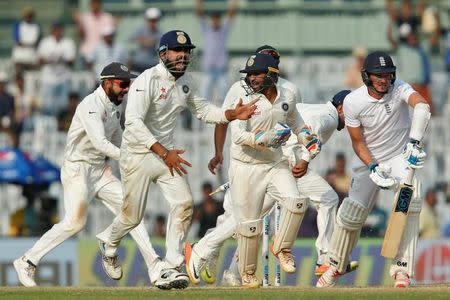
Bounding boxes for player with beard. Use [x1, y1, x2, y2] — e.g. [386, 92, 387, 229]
[95, 30, 258, 289]
[14, 62, 167, 288]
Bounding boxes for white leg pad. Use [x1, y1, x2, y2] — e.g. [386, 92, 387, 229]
[273, 197, 308, 253]
[390, 185, 422, 278]
[329, 198, 368, 273]
[236, 219, 263, 275]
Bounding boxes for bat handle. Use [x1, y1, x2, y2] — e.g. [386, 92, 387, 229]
[405, 167, 415, 186]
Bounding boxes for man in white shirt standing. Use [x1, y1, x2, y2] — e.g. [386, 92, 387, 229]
[317, 51, 431, 288]
[14, 62, 164, 288]
[37, 21, 76, 116]
[96, 30, 258, 290]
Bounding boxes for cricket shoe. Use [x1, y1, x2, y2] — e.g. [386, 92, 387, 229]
[200, 249, 220, 284]
[154, 268, 190, 290]
[314, 261, 359, 277]
[271, 246, 296, 273]
[316, 266, 341, 288]
[221, 269, 242, 287]
[98, 241, 122, 280]
[241, 272, 260, 288]
[394, 271, 411, 288]
[14, 256, 37, 287]
[184, 242, 206, 284]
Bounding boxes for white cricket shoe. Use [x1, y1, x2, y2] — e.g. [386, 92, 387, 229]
[316, 266, 340, 288]
[221, 269, 241, 287]
[201, 248, 220, 284]
[184, 242, 205, 284]
[154, 268, 190, 290]
[394, 271, 411, 288]
[98, 241, 122, 280]
[14, 256, 37, 287]
[241, 272, 259, 288]
[271, 247, 296, 273]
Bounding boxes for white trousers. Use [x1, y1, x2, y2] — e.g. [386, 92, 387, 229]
[97, 148, 193, 269]
[195, 168, 338, 265]
[24, 160, 162, 281]
[343, 153, 422, 277]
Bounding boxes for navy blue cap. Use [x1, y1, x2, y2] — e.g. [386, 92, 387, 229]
[254, 45, 280, 61]
[239, 53, 279, 74]
[331, 90, 351, 107]
[158, 30, 196, 52]
[100, 62, 137, 80]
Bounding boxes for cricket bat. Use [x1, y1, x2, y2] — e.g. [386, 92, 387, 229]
[381, 167, 416, 258]
[209, 182, 230, 196]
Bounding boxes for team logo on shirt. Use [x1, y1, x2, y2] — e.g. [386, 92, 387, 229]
[159, 87, 167, 100]
[182, 85, 189, 94]
[281, 102, 289, 112]
[384, 103, 392, 115]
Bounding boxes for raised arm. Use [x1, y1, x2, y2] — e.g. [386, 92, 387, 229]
[196, 0, 205, 18]
[227, 0, 239, 20]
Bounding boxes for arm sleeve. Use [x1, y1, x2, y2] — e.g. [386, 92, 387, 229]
[187, 80, 229, 123]
[230, 119, 256, 147]
[343, 98, 361, 128]
[78, 103, 120, 160]
[397, 80, 416, 104]
[285, 87, 303, 135]
[124, 75, 158, 149]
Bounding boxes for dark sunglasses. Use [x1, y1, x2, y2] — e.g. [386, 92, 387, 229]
[112, 80, 131, 88]
[258, 49, 280, 60]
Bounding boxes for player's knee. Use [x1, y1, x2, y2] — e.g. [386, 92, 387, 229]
[62, 216, 87, 233]
[236, 219, 263, 237]
[337, 198, 368, 230]
[282, 196, 308, 214]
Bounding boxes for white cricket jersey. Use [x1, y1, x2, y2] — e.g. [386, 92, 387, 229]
[344, 79, 415, 161]
[227, 79, 302, 164]
[123, 63, 229, 153]
[63, 85, 122, 165]
[283, 101, 339, 165]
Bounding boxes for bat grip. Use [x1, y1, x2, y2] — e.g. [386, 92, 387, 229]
[404, 167, 415, 186]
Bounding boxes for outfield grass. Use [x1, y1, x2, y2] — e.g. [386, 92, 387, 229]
[1, 286, 449, 300]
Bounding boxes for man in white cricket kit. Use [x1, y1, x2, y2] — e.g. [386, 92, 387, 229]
[14, 62, 164, 287]
[185, 88, 358, 286]
[317, 51, 430, 288]
[96, 30, 258, 289]
[186, 52, 309, 288]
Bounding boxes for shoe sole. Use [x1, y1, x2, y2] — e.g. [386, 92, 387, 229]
[98, 242, 122, 280]
[155, 276, 189, 290]
[13, 259, 36, 287]
[184, 243, 200, 284]
[315, 262, 359, 277]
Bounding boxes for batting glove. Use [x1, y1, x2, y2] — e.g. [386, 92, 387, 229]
[402, 139, 426, 169]
[368, 162, 397, 189]
[255, 123, 291, 148]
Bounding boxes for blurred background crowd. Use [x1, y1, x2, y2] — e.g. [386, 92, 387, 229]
[0, 0, 449, 243]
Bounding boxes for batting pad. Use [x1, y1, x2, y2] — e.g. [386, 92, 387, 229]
[390, 194, 421, 277]
[236, 219, 262, 275]
[273, 197, 307, 253]
[329, 198, 368, 273]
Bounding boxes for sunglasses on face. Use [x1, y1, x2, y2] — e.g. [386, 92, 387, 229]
[112, 80, 131, 88]
[258, 49, 280, 60]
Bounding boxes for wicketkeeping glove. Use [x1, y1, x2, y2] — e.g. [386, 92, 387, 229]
[368, 163, 397, 189]
[403, 139, 426, 169]
[255, 122, 291, 148]
[305, 137, 322, 159]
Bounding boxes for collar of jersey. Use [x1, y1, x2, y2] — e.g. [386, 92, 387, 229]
[156, 63, 177, 82]
[96, 85, 115, 111]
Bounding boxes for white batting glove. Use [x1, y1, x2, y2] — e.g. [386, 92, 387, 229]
[255, 123, 291, 148]
[368, 163, 397, 189]
[297, 125, 314, 145]
[403, 139, 426, 169]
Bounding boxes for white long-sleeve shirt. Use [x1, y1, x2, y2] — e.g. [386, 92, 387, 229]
[122, 63, 229, 153]
[283, 101, 339, 165]
[63, 85, 122, 165]
[227, 79, 302, 164]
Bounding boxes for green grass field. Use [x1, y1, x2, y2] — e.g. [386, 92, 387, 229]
[1, 286, 450, 300]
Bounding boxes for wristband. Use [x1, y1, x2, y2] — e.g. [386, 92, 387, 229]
[368, 162, 378, 172]
[301, 152, 311, 163]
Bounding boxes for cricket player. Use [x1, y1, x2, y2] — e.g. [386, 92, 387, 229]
[14, 62, 165, 288]
[95, 30, 258, 290]
[186, 52, 312, 288]
[185, 89, 359, 286]
[317, 51, 430, 288]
